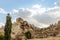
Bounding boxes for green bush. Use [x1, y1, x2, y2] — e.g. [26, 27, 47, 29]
[0, 34, 4, 40]
[25, 31, 31, 39]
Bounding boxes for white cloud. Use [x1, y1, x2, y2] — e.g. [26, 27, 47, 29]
[0, 23, 4, 28]
[1, 3, 60, 28]
[10, 0, 60, 28]
[10, 4, 47, 28]
[32, 4, 41, 9]
[47, 7, 60, 18]
[11, 9, 18, 14]
[0, 8, 8, 14]
[32, 4, 46, 15]
[12, 8, 32, 18]
[10, 4, 60, 28]
[10, 2, 60, 28]
[54, 2, 56, 5]
[33, 6, 60, 26]
[47, 6, 58, 10]
[11, 4, 46, 18]
[57, 0, 60, 7]
[25, 17, 49, 28]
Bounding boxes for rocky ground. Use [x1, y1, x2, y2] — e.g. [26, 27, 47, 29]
[28, 37, 60, 40]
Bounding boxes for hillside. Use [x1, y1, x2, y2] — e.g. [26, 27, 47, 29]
[11, 17, 60, 39]
[0, 17, 60, 40]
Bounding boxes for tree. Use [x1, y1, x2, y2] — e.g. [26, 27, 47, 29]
[25, 31, 31, 39]
[4, 13, 12, 40]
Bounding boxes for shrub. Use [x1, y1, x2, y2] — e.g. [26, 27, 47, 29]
[0, 34, 4, 40]
[25, 31, 31, 39]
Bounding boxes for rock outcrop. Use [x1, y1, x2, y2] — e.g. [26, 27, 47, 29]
[0, 17, 60, 40]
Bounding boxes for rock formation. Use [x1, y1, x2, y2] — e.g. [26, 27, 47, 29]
[0, 17, 60, 40]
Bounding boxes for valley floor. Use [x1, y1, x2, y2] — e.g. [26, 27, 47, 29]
[28, 37, 60, 40]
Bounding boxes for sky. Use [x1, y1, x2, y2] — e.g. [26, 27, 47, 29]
[0, 0, 60, 28]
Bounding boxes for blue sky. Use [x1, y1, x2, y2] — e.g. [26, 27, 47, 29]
[0, 0, 56, 11]
[0, 0, 59, 28]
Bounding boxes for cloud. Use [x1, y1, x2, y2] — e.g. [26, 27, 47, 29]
[32, 4, 41, 9]
[11, 8, 33, 18]
[25, 17, 49, 28]
[1, 3, 60, 28]
[11, 4, 46, 18]
[47, 7, 60, 18]
[0, 23, 4, 28]
[32, 4, 46, 15]
[10, 4, 47, 28]
[33, 7, 60, 25]
[54, 2, 56, 5]
[10, 4, 60, 28]
[0, 8, 8, 14]
[57, 0, 60, 7]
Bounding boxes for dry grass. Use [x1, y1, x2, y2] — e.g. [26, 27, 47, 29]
[28, 37, 60, 40]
